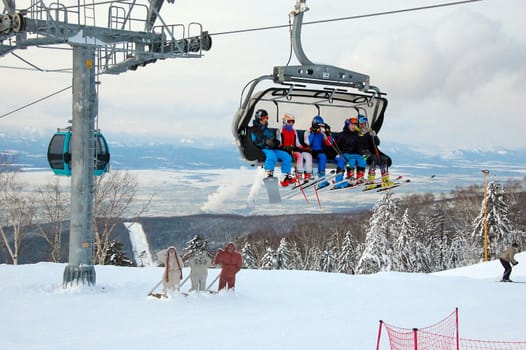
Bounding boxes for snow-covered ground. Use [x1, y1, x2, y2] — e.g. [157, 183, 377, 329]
[1, 253, 525, 350]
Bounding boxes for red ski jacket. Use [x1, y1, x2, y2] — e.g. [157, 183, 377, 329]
[214, 243, 242, 276]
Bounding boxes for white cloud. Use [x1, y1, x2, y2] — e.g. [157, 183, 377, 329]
[2, 0, 526, 150]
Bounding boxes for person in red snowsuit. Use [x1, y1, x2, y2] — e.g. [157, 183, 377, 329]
[213, 242, 243, 291]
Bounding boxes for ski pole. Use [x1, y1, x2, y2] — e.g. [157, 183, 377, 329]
[147, 279, 163, 296]
[148, 272, 190, 296]
[295, 175, 310, 204]
[312, 181, 322, 209]
[180, 274, 190, 288]
[206, 271, 221, 290]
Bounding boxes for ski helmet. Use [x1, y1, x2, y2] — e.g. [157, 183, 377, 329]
[345, 117, 359, 128]
[312, 115, 324, 127]
[255, 109, 269, 121]
[358, 115, 368, 124]
[282, 113, 295, 125]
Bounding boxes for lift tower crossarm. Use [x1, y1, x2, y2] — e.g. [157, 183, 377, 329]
[20, 18, 159, 46]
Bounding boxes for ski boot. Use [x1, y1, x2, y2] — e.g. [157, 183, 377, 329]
[355, 169, 366, 185]
[280, 174, 294, 187]
[345, 167, 354, 179]
[381, 173, 395, 188]
[316, 172, 330, 189]
[333, 180, 350, 189]
[364, 173, 377, 190]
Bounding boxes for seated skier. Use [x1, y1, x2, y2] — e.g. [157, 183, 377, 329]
[357, 115, 393, 189]
[303, 115, 334, 188]
[332, 117, 367, 189]
[250, 109, 294, 187]
[277, 113, 313, 182]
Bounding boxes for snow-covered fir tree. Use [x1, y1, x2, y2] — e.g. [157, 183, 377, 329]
[104, 240, 135, 266]
[276, 237, 294, 270]
[393, 209, 415, 272]
[470, 181, 521, 260]
[425, 202, 452, 271]
[393, 209, 431, 273]
[306, 246, 323, 271]
[356, 192, 400, 274]
[320, 248, 337, 272]
[241, 241, 259, 269]
[260, 245, 278, 270]
[441, 231, 468, 269]
[337, 230, 356, 274]
[290, 241, 304, 270]
[182, 234, 209, 261]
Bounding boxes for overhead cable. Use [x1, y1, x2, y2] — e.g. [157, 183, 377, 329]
[0, 86, 72, 120]
[209, 0, 483, 36]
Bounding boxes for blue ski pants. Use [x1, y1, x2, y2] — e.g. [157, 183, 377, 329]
[336, 153, 366, 170]
[262, 149, 292, 175]
[312, 152, 327, 176]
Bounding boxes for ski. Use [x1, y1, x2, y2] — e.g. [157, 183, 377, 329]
[148, 291, 188, 299]
[297, 171, 339, 191]
[330, 175, 404, 192]
[497, 280, 526, 283]
[376, 179, 411, 192]
[361, 176, 405, 192]
[290, 177, 313, 190]
[328, 177, 370, 191]
[148, 292, 166, 299]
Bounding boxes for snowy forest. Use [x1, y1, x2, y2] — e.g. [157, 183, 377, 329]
[236, 179, 526, 274]
[1, 152, 525, 274]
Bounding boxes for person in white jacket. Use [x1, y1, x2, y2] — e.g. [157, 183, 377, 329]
[187, 250, 212, 292]
[157, 246, 184, 296]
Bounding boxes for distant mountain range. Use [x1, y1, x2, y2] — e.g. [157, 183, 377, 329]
[1, 131, 525, 174]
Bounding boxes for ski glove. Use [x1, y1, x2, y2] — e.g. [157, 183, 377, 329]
[265, 138, 279, 148]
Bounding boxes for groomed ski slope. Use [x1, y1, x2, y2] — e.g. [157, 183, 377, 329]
[0, 253, 524, 350]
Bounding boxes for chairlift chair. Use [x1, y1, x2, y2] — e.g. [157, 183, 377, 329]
[232, 0, 388, 169]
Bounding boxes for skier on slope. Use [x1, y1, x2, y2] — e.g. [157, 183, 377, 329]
[187, 250, 212, 292]
[213, 242, 243, 291]
[499, 242, 519, 282]
[157, 246, 184, 296]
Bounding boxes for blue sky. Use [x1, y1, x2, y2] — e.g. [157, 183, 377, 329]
[1, 0, 525, 151]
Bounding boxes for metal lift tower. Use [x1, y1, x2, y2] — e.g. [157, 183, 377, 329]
[1, 0, 211, 286]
